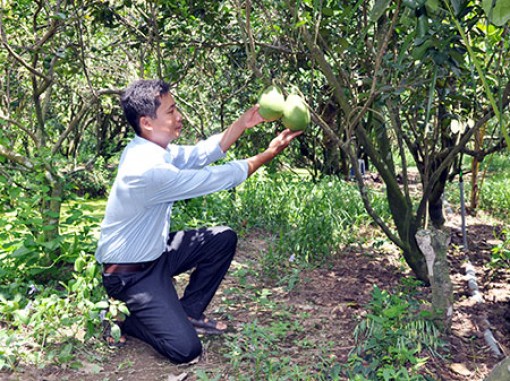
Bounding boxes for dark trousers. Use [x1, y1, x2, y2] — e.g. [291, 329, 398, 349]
[102, 226, 237, 364]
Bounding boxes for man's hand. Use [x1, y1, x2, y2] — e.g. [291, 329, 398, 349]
[237, 105, 267, 129]
[219, 105, 267, 152]
[267, 128, 303, 156]
[246, 128, 303, 176]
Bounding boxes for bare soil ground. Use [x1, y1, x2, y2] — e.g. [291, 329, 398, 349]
[2, 212, 509, 381]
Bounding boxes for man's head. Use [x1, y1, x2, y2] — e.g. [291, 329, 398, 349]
[121, 79, 183, 147]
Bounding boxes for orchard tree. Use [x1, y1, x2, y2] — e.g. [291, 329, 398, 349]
[0, 0, 130, 275]
[233, 0, 510, 288]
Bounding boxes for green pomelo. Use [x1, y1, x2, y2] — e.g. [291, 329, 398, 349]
[258, 86, 285, 120]
[281, 94, 310, 131]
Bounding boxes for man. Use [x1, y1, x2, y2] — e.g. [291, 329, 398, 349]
[95, 79, 302, 364]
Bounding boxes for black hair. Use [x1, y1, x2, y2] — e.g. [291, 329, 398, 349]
[120, 79, 171, 135]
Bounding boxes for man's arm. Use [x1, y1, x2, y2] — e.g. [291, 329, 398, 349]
[246, 129, 303, 176]
[219, 105, 267, 153]
[145, 128, 302, 205]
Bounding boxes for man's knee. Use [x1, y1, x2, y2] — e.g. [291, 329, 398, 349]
[208, 226, 238, 254]
[221, 226, 238, 249]
[159, 335, 202, 364]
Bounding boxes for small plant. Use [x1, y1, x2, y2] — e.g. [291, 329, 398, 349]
[342, 283, 443, 381]
[479, 174, 510, 220]
[221, 319, 337, 381]
[490, 227, 510, 268]
[0, 252, 123, 370]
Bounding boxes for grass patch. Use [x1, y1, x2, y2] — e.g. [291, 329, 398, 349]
[173, 170, 390, 280]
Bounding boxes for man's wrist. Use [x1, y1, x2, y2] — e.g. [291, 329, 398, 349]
[219, 120, 247, 152]
[233, 119, 250, 132]
[247, 150, 276, 176]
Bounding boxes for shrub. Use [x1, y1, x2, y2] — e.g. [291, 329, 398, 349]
[342, 281, 443, 381]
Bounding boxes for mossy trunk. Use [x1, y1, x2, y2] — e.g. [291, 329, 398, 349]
[484, 356, 510, 381]
[416, 228, 453, 331]
[40, 179, 63, 263]
[428, 165, 449, 229]
[386, 186, 430, 283]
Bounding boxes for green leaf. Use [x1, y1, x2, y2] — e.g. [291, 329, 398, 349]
[322, 7, 334, 17]
[425, 0, 441, 14]
[45, 211, 60, 218]
[74, 256, 86, 272]
[370, 0, 391, 22]
[110, 323, 121, 341]
[295, 19, 307, 28]
[11, 246, 32, 258]
[403, 0, 418, 10]
[417, 15, 429, 39]
[450, 0, 461, 16]
[482, 0, 510, 26]
[94, 301, 109, 310]
[118, 304, 130, 316]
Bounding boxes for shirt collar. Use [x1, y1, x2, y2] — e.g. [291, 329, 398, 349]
[132, 135, 172, 162]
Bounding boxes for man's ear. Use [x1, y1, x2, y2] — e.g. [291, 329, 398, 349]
[139, 115, 153, 133]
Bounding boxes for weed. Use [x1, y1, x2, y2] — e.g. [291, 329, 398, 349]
[341, 283, 444, 380]
[490, 226, 510, 268]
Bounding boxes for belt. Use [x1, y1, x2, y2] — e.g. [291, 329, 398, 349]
[103, 261, 155, 274]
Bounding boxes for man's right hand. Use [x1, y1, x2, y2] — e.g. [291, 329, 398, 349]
[267, 128, 303, 154]
[246, 128, 303, 176]
[219, 105, 267, 153]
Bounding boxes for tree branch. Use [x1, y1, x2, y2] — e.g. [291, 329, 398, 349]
[234, 0, 264, 79]
[416, 79, 510, 219]
[349, 1, 400, 130]
[51, 88, 122, 155]
[462, 137, 507, 159]
[0, 109, 38, 144]
[0, 144, 34, 169]
[291, 3, 350, 116]
[0, 16, 50, 81]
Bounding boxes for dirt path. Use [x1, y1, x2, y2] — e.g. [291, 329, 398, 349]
[2, 216, 509, 381]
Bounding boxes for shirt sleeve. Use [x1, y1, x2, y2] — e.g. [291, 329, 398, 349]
[144, 159, 249, 205]
[167, 134, 225, 169]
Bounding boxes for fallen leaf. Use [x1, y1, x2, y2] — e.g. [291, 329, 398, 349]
[168, 372, 188, 381]
[80, 361, 103, 374]
[450, 363, 471, 376]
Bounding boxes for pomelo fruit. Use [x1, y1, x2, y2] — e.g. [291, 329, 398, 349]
[258, 85, 285, 120]
[281, 94, 310, 131]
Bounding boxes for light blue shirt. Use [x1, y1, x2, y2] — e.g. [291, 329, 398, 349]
[95, 134, 248, 264]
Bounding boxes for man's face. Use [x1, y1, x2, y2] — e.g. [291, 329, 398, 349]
[141, 93, 183, 147]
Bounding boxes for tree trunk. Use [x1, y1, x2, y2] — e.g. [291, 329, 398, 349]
[386, 172, 430, 283]
[416, 228, 453, 331]
[484, 356, 510, 381]
[428, 166, 449, 228]
[40, 178, 64, 263]
[322, 134, 342, 176]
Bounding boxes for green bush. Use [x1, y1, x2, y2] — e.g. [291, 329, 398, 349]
[0, 252, 115, 370]
[439, 154, 510, 220]
[479, 174, 510, 219]
[0, 189, 116, 370]
[342, 280, 443, 381]
[0, 194, 101, 283]
[490, 226, 510, 268]
[67, 157, 114, 198]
